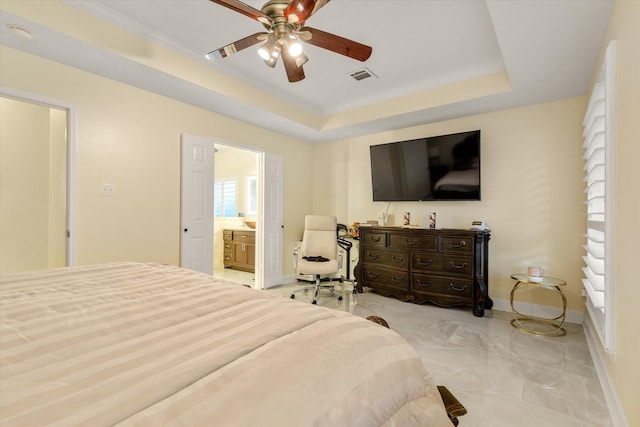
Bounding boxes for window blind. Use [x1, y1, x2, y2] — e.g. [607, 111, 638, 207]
[214, 179, 237, 217]
[581, 41, 615, 354]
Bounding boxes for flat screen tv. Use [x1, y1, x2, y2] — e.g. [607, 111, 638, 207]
[370, 130, 481, 201]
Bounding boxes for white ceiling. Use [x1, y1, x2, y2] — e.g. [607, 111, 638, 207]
[0, 0, 614, 143]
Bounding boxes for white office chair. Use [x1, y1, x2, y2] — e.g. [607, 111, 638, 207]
[290, 215, 343, 305]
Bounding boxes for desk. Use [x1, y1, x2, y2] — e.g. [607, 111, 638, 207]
[510, 274, 567, 337]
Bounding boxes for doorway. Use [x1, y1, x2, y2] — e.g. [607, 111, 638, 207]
[212, 144, 259, 288]
[180, 137, 283, 289]
[0, 90, 75, 274]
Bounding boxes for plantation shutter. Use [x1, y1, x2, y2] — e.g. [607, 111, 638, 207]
[581, 41, 615, 354]
[214, 180, 237, 218]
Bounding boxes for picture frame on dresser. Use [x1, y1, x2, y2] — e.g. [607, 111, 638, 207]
[356, 226, 492, 317]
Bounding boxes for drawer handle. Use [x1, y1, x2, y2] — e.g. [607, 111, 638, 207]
[448, 240, 466, 248]
[450, 261, 468, 269]
[392, 276, 404, 283]
[392, 256, 404, 263]
[417, 258, 433, 266]
[370, 236, 382, 243]
[417, 280, 433, 288]
[367, 271, 380, 278]
[449, 283, 467, 292]
[404, 239, 418, 245]
[367, 252, 379, 260]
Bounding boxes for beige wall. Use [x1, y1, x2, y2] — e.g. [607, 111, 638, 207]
[314, 97, 587, 312]
[0, 97, 66, 274]
[0, 46, 313, 276]
[593, 1, 640, 425]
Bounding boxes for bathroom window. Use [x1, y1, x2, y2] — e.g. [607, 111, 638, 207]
[214, 179, 236, 217]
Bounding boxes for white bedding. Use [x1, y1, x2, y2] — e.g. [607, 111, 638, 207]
[0, 262, 450, 426]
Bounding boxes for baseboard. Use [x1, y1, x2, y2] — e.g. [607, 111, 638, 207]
[583, 318, 629, 427]
[491, 297, 584, 325]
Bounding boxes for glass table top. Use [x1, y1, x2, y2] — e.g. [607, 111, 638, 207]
[511, 274, 566, 287]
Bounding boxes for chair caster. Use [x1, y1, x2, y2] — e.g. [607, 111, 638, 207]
[290, 294, 295, 299]
[312, 300, 317, 304]
[338, 295, 343, 301]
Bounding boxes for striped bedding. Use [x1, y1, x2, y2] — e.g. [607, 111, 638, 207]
[0, 262, 450, 426]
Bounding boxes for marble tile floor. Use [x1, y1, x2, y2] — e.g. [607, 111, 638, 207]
[213, 268, 255, 287]
[220, 272, 613, 426]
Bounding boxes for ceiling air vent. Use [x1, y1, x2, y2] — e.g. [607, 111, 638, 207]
[348, 68, 377, 82]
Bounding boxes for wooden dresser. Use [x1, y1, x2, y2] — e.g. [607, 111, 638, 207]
[223, 229, 255, 273]
[357, 226, 492, 317]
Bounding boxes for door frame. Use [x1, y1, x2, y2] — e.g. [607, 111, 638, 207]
[207, 139, 283, 290]
[0, 86, 77, 266]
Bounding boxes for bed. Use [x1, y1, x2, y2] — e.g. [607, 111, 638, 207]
[0, 262, 451, 426]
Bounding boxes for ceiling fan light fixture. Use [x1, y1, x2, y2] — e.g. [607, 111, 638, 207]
[286, 36, 303, 57]
[258, 35, 278, 61]
[294, 51, 308, 68]
[263, 44, 281, 68]
[258, 47, 270, 61]
[263, 56, 277, 68]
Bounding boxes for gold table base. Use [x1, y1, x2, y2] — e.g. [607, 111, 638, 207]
[510, 279, 567, 337]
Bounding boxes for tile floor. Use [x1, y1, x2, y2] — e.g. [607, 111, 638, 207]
[219, 269, 613, 426]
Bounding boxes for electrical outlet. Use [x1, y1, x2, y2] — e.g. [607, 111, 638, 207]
[100, 183, 116, 196]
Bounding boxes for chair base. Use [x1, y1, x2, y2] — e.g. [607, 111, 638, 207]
[290, 275, 343, 304]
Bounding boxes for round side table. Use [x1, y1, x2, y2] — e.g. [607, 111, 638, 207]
[510, 274, 567, 337]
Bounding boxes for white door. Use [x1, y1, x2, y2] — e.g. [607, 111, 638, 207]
[180, 134, 215, 274]
[260, 153, 284, 288]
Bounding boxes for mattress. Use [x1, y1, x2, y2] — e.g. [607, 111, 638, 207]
[0, 262, 450, 426]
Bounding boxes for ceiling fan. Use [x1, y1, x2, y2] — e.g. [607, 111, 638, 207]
[205, 0, 373, 82]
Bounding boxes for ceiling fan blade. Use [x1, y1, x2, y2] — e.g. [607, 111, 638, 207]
[300, 27, 372, 62]
[208, 0, 272, 25]
[284, 0, 331, 24]
[281, 49, 305, 82]
[205, 32, 269, 60]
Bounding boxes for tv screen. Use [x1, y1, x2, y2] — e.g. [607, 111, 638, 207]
[370, 130, 481, 201]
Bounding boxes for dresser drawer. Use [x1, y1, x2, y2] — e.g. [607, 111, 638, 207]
[389, 234, 436, 251]
[411, 274, 473, 299]
[232, 231, 255, 242]
[411, 253, 474, 277]
[223, 230, 233, 240]
[362, 265, 409, 291]
[361, 248, 408, 269]
[439, 235, 474, 254]
[361, 231, 387, 247]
